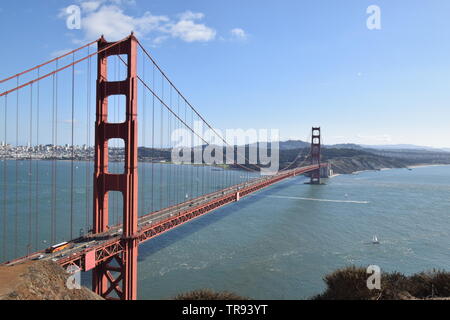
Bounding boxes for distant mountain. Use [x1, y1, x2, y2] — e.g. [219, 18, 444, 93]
[279, 141, 366, 151]
[261, 141, 447, 152]
[279, 140, 310, 150]
[326, 143, 364, 150]
[361, 144, 448, 152]
[277, 140, 363, 150]
[137, 140, 450, 174]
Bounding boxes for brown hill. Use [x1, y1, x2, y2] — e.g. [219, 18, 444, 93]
[0, 261, 103, 300]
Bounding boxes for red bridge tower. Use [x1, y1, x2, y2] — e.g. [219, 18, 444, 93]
[310, 127, 321, 184]
[92, 34, 139, 300]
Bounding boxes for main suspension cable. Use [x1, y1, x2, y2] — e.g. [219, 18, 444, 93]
[0, 39, 99, 84]
[0, 38, 127, 97]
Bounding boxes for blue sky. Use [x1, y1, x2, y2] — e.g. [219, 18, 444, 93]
[1, 0, 450, 147]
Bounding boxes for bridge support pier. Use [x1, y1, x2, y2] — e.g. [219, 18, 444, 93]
[92, 34, 139, 300]
[310, 127, 321, 184]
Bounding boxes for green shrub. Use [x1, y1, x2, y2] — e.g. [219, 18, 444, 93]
[174, 289, 248, 300]
[312, 266, 450, 300]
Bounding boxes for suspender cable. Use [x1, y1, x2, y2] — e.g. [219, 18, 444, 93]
[28, 83, 33, 253]
[2, 95, 7, 262]
[113, 56, 119, 225]
[55, 60, 59, 243]
[151, 63, 155, 213]
[51, 71, 55, 244]
[116, 54, 120, 226]
[184, 100, 188, 201]
[118, 44, 123, 226]
[51, 60, 58, 244]
[70, 53, 75, 240]
[141, 52, 146, 215]
[196, 114, 199, 198]
[191, 110, 194, 197]
[85, 49, 91, 232]
[35, 69, 40, 249]
[177, 94, 181, 205]
[14, 76, 19, 258]
[201, 114, 205, 196]
[160, 73, 164, 210]
[168, 86, 172, 206]
[172, 94, 175, 204]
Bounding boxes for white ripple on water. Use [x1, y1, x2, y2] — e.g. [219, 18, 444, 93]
[268, 195, 370, 204]
[157, 261, 210, 276]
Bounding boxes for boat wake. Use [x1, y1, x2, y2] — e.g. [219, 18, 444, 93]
[268, 195, 369, 204]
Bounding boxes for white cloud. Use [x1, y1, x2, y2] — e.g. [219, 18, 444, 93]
[81, 5, 168, 40]
[80, 1, 102, 12]
[165, 19, 216, 43]
[178, 11, 204, 21]
[162, 10, 216, 43]
[230, 28, 247, 40]
[80, 0, 135, 10]
[60, 1, 216, 44]
[152, 35, 169, 45]
[110, 0, 136, 5]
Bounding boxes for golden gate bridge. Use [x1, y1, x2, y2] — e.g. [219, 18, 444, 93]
[0, 33, 327, 300]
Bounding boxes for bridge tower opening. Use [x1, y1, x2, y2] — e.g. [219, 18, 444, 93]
[310, 127, 321, 184]
[92, 34, 139, 300]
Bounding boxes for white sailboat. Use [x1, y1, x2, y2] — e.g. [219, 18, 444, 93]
[372, 235, 380, 244]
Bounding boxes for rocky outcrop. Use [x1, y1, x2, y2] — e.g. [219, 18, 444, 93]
[0, 261, 103, 300]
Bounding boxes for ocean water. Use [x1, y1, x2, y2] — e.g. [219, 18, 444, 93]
[136, 165, 450, 299]
[1, 161, 449, 299]
[0, 160, 257, 261]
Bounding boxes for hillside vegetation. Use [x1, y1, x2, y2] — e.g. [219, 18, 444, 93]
[130, 142, 450, 175]
[313, 266, 450, 300]
[174, 289, 248, 300]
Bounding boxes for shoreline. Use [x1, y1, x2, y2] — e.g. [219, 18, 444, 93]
[328, 173, 341, 178]
[346, 163, 450, 176]
[407, 164, 450, 169]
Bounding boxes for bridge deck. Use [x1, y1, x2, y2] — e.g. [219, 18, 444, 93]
[5, 164, 324, 270]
